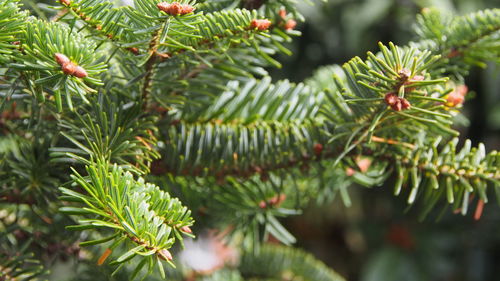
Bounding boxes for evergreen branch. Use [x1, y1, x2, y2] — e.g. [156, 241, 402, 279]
[413, 8, 500, 74]
[141, 24, 163, 109]
[390, 138, 499, 219]
[60, 160, 194, 275]
[333, 136, 499, 219]
[206, 175, 299, 247]
[58, 0, 131, 45]
[0, 135, 63, 206]
[154, 118, 333, 179]
[176, 77, 322, 123]
[10, 20, 107, 112]
[239, 244, 346, 281]
[0, 0, 27, 63]
[50, 94, 159, 174]
[158, 43, 460, 179]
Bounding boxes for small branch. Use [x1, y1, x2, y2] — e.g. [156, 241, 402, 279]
[446, 25, 500, 58]
[141, 24, 166, 110]
[371, 135, 415, 149]
[59, 2, 139, 55]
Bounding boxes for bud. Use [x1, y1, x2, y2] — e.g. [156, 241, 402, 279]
[180, 226, 192, 234]
[391, 99, 403, 111]
[73, 66, 88, 78]
[60, 0, 71, 6]
[445, 85, 468, 107]
[400, 98, 411, 110]
[384, 92, 398, 106]
[356, 157, 372, 173]
[259, 200, 267, 209]
[284, 19, 297, 30]
[313, 143, 323, 156]
[61, 62, 76, 75]
[127, 47, 139, 55]
[157, 2, 194, 16]
[250, 19, 272, 31]
[180, 4, 195, 14]
[54, 53, 71, 66]
[345, 167, 355, 176]
[279, 9, 287, 19]
[158, 249, 173, 261]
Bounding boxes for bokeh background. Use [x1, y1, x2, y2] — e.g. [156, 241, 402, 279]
[271, 0, 500, 280]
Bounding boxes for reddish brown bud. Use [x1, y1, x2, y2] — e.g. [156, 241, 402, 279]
[60, 0, 71, 6]
[345, 167, 355, 176]
[279, 9, 287, 19]
[313, 143, 323, 156]
[259, 201, 267, 209]
[391, 99, 403, 111]
[445, 85, 468, 107]
[250, 19, 272, 31]
[400, 98, 411, 110]
[127, 47, 139, 55]
[447, 48, 461, 58]
[180, 226, 192, 234]
[158, 249, 173, 261]
[269, 194, 286, 206]
[284, 19, 297, 30]
[180, 4, 195, 14]
[61, 62, 76, 75]
[386, 93, 410, 111]
[356, 157, 372, 173]
[73, 65, 88, 78]
[54, 53, 71, 66]
[168, 2, 182, 15]
[157, 2, 194, 16]
[384, 92, 398, 106]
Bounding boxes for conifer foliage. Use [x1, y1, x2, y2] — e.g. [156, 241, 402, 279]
[0, 0, 499, 279]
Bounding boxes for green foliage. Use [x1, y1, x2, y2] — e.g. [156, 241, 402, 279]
[12, 20, 107, 111]
[393, 137, 499, 219]
[0, 0, 27, 62]
[413, 8, 500, 75]
[51, 94, 159, 174]
[60, 160, 194, 273]
[0, 0, 499, 280]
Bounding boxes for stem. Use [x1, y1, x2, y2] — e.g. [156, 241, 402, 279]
[141, 22, 167, 110]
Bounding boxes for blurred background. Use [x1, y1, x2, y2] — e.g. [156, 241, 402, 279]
[270, 0, 500, 280]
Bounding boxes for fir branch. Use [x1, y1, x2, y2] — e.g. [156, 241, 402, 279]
[154, 118, 333, 179]
[141, 23, 164, 109]
[58, 0, 125, 42]
[60, 160, 194, 272]
[413, 8, 500, 73]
